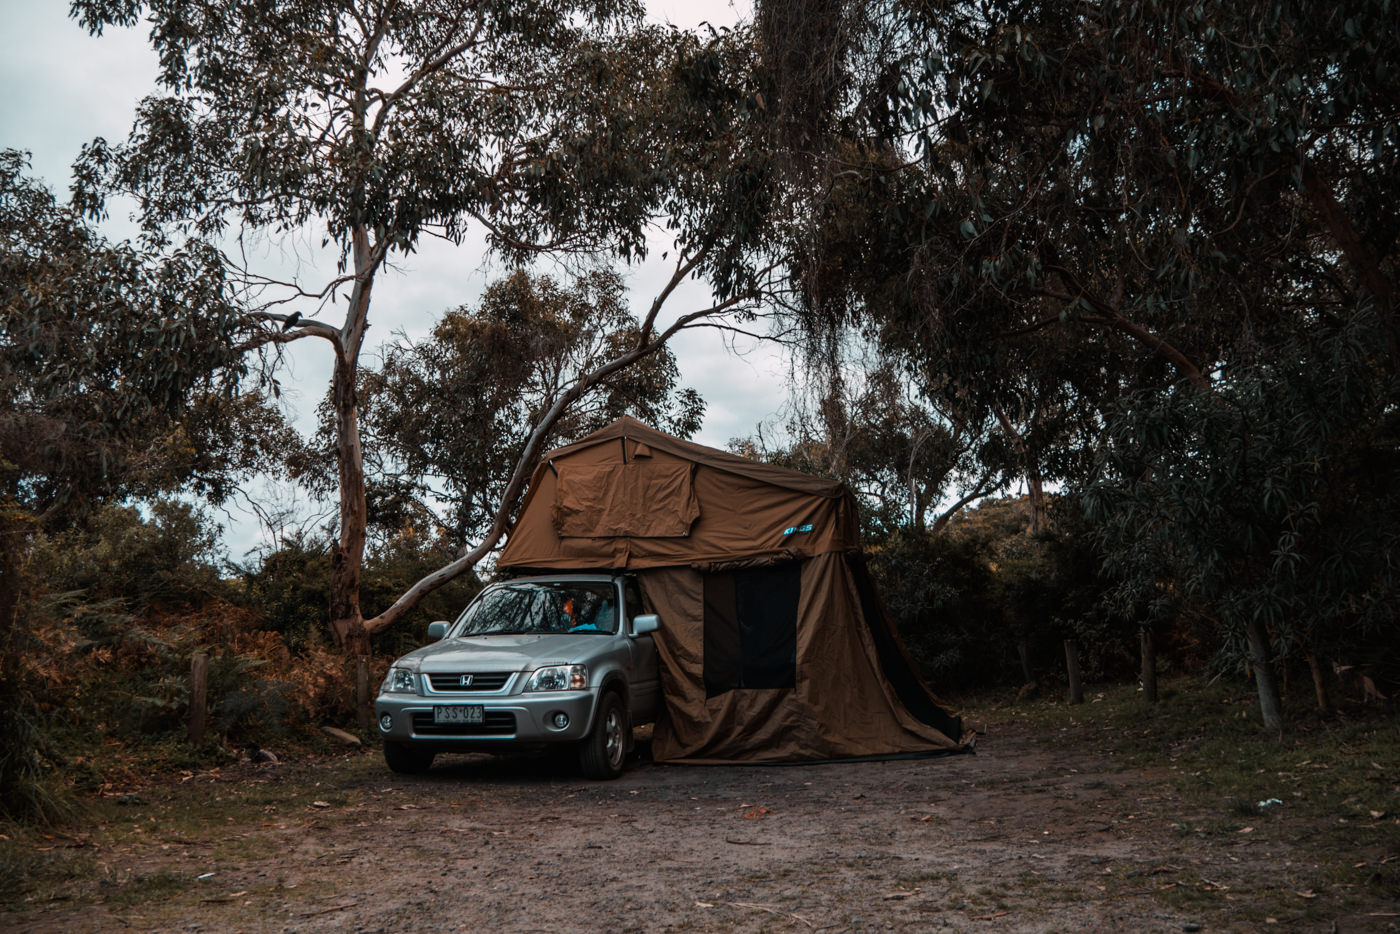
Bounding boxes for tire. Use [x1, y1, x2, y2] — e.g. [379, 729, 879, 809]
[383, 740, 435, 775]
[578, 692, 628, 780]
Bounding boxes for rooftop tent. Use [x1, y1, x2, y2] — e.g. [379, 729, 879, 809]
[498, 416, 968, 762]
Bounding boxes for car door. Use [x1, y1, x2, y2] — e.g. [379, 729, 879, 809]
[622, 578, 661, 722]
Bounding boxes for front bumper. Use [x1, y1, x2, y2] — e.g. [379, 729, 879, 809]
[374, 686, 598, 747]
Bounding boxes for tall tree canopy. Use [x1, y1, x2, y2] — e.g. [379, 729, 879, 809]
[325, 268, 704, 552]
[755, 0, 1400, 725]
[1, 150, 243, 817]
[73, 1, 782, 650]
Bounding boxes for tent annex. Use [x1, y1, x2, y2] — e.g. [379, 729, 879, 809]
[498, 416, 968, 762]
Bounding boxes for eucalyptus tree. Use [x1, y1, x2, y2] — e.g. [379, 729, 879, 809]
[72, 2, 783, 651]
[754, 0, 1400, 725]
[327, 268, 704, 556]
[1, 150, 242, 818]
[758, 352, 1006, 537]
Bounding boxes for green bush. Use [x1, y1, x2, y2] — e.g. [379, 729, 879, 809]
[867, 496, 1134, 690]
[231, 532, 333, 651]
[34, 500, 227, 610]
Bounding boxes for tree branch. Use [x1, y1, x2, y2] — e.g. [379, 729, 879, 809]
[362, 288, 762, 634]
[640, 250, 705, 344]
[1037, 265, 1210, 389]
[234, 319, 343, 354]
[1301, 163, 1399, 360]
[930, 468, 1000, 536]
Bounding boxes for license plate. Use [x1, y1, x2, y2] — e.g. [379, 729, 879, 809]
[433, 705, 484, 725]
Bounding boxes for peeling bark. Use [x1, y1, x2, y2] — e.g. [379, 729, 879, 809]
[328, 224, 376, 653]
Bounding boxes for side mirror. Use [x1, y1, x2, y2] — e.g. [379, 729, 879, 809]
[427, 621, 449, 640]
[632, 614, 660, 636]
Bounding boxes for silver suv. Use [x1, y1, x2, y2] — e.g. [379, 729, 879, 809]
[374, 574, 661, 779]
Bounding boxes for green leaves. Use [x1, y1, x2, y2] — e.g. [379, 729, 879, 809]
[1, 150, 242, 518]
[350, 269, 705, 545]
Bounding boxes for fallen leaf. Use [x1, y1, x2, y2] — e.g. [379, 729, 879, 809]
[1238, 826, 1255, 834]
[1295, 890, 1318, 899]
[1370, 810, 1386, 819]
[694, 901, 714, 909]
[311, 801, 332, 808]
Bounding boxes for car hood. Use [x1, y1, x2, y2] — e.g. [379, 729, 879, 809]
[397, 633, 611, 672]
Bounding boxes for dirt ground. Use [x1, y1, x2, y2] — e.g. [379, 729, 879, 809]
[4, 719, 1397, 934]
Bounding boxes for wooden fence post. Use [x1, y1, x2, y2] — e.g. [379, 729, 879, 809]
[356, 655, 371, 730]
[1139, 625, 1158, 704]
[1307, 654, 1330, 714]
[1065, 639, 1083, 705]
[189, 652, 208, 744]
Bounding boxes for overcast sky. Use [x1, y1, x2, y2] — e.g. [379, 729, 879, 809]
[1, 0, 794, 558]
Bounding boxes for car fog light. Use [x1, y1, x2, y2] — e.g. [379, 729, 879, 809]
[551, 712, 569, 730]
[379, 714, 393, 732]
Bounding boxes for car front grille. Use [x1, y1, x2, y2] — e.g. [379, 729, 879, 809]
[425, 672, 512, 692]
[412, 711, 516, 736]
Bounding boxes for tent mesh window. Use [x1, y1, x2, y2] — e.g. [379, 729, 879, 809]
[702, 563, 800, 696]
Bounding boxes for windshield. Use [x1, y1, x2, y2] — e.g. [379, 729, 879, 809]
[452, 581, 618, 636]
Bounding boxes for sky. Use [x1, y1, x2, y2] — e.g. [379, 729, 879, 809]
[0, 0, 792, 558]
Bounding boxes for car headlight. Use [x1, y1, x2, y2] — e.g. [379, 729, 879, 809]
[382, 668, 418, 694]
[524, 664, 588, 692]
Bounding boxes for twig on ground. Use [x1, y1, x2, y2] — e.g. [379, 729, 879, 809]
[725, 901, 815, 927]
[299, 902, 358, 918]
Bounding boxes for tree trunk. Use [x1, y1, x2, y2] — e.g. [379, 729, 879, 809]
[1064, 639, 1083, 705]
[327, 226, 375, 652]
[1017, 639, 1034, 686]
[355, 655, 371, 731]
[0, 514, 25, 697]
[992, 407, 1047, 533]
[1243, 617, 1284, 731]
[329, 346, 368, 651]
[1026, 468, 1047, 534]
[1139, 625, 1158, 704]
[189, 653, 209, 744]
[1307, 653, 1330, 715]
[0, 505, 32, 704]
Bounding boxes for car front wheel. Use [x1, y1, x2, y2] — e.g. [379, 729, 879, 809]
[383, 740, 435, 775]
[578, 692, 628, 780]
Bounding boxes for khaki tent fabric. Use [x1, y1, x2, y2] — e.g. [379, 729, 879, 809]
[642, 554, 962, 762]
[497, 416, 967, 761]
[553, 460, 700, 539]
[500, 417, 858, 570]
